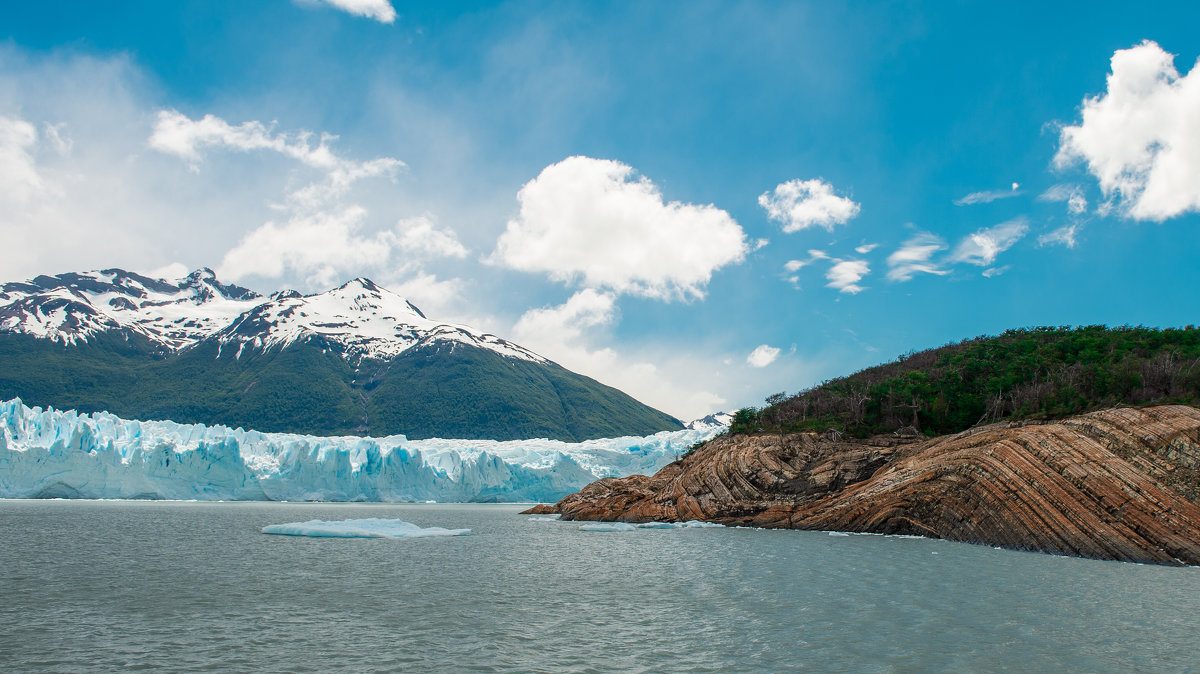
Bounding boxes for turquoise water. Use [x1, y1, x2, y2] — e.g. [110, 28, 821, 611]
[1, 500, 1198, 672]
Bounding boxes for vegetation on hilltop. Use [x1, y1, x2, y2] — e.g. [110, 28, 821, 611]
[0, 333, 682, 441]
[727, 325, 1200, 438]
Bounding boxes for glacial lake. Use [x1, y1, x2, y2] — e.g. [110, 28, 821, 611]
[2, 501, 1198, 672]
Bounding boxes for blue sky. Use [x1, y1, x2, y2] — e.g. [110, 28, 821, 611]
[2, 1, 1199, 419]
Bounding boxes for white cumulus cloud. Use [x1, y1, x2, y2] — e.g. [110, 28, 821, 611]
[1055, 40, 1200, 221]
[219, 209, 469, 288]
[825, 259, 869, 294]
[0, 116, 44, 203]
[511, 290, 726, 419]
[304, 0, 396, 23]
[218, 207, 394, 287]
[759, 178, 860, 233]
[886, 232, 948, 282]
[512, 288, 618, 347]
[490, 156, 749, 301]
[746, 344, 781, 368]
[394, 215, 468, 259]
[948, 218, 1029, 267]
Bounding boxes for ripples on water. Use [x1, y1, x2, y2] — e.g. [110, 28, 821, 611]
[1, 500, 1199, 672]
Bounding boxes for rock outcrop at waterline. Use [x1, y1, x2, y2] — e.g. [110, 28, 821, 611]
[532, 405, 1200, 565]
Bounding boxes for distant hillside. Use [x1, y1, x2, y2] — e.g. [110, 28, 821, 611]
[734, 325, 1200, 437]
[0, 268, 682, 441]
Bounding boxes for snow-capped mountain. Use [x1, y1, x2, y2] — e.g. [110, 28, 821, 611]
[0, 268, 544, 364]
[214, 277, 545, 364]
[0, 268, 260, 350]
[0, 268, 683, 442]
[684, 412, 733, 430]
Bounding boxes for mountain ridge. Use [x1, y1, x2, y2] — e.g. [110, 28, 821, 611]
[0, 268, 682, 441]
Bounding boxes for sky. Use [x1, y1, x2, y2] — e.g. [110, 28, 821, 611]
[1, 1, 1199, 421]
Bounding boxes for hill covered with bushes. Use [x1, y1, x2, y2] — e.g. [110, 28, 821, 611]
[731, 325, 1200, 437]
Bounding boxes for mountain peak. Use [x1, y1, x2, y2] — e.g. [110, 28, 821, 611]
[337, 277, 380, 292]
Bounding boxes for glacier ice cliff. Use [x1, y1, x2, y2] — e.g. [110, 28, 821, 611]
[0, 398, 721, 502]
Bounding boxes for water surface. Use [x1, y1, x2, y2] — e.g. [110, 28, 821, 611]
[1, 500, 1197, 672]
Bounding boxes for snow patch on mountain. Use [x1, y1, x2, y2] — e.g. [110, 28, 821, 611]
[0, 398, 720, 502]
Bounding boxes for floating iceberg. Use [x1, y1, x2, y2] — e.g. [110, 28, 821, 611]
[0, 398, 723, 502]
[580, 522, 638, 532]
[579, 520, 724, 531]
[262, 518, 470, 538]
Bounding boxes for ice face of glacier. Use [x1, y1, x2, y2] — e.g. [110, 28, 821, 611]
[0, 398, 722, 502]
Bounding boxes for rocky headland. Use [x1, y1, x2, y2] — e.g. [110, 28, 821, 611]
[530, 405, 1200, 565]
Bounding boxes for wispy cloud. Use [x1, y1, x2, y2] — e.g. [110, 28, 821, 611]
[783, 249, 828, 273]
[303, 0, 397, 24]
[1038, 184, 1088, 215]
[150, 110, 403, 208]
[954, 183, 1022, 206]
[825, 259, 869, 294]
[759, 178, 861, 232]
[1056, 40, 1200, 221]
[854, 243, 879, 254]
[886, 232, 948, 282]
[948, 217, 1029, 267]
[1038, 223, 1080, 249]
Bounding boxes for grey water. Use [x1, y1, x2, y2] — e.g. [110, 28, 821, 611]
[1, 501, 1198, 673]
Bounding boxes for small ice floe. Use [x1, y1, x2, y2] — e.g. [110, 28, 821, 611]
[827, 531, 851, 537]
[261, 518, 470, 539]
[579, 520, 724, 532]
[675, 520, 723, 528]
[527, 515, 561, 522]
[580, 522, 638, 532]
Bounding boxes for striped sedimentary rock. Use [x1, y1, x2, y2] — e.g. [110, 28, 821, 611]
[549, 405, 1200, 565]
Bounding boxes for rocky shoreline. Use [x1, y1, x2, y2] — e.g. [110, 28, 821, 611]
[525, 405, 1200, 565]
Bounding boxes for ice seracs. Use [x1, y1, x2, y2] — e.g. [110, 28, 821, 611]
[0, 398, 723, 502]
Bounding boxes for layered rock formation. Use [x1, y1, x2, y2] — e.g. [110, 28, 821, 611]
[537, 405, 1200, 565]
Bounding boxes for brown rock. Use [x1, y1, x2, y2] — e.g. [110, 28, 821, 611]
[519, 503, 560, 515]
[554, 405, 1200, 565]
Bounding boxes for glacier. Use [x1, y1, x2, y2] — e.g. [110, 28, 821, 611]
[0, 398, 722, 502]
